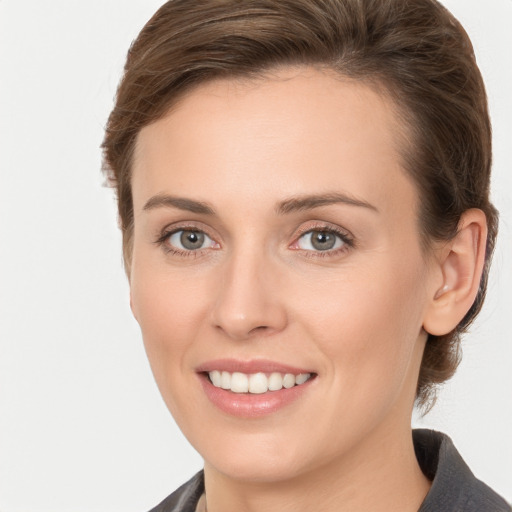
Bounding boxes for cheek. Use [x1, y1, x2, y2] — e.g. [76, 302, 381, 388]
[130, 258, 213, 380]
[292, 256, 427, 399]
[130, 266, 217, 430]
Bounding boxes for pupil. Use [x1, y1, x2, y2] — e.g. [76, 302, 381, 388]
[180, 230, 205, 250]
[311, 231, 335, 250]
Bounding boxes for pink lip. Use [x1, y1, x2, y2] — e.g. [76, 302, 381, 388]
[196, 359, 316, 418]
[196, 358, 313, 375]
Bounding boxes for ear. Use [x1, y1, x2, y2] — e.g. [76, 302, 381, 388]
[423, 209, 488, 336]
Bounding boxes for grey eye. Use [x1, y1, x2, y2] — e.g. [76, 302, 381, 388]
[168, 230, 213, 251]
[297, 230, 344, 251]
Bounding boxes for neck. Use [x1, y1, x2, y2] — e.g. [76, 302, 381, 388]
[203, 422, 430, 512]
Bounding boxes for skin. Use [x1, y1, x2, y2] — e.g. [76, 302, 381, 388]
[129, 67, 486, 512]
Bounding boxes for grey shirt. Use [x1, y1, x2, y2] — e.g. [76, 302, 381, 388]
[148, 429, 511, 511]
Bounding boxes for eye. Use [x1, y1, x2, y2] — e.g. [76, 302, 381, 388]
[296, 230, 346, 252]
[167, 229, 216, 251]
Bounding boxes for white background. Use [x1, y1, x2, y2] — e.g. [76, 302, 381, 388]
[0, 1, 511, 510]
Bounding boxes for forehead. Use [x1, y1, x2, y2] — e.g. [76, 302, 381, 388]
[132, 66, 416, 219]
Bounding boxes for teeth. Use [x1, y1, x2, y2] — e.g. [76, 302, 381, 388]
[210, 370, 222, 387]
[249, 373, 268, 394]
[295, 373, 309, 385]
[221, 371, 231, 389]
[268, 372, 283, 391]
[208, 371, 312, 394]
[231, 372, 249, 393]
[282, 373, 295, 389]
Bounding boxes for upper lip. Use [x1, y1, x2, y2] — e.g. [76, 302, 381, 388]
[195, 359, 314, 375]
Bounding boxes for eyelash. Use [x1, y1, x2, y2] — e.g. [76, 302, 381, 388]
[291, 224, 354, 258]
[154, 223, 355, 259]
[154, 224, 217, 257]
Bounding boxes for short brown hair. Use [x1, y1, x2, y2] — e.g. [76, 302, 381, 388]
[102, 0, 498, 408]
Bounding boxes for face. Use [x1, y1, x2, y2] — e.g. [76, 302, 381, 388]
[130, 67, 436, 483]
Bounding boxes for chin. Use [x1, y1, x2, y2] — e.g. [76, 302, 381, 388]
[206, 451, 309, 484]
[192, 424, 326, 484]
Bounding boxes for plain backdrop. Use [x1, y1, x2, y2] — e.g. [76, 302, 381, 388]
[0, 1, 511, 510]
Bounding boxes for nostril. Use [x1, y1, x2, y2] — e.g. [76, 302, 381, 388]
[249, 325, 271, 336]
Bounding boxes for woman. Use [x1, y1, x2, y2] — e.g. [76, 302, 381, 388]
[102, 0, 510, 510]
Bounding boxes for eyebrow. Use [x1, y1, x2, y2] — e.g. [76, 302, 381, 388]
[142, 192, 378, 216]
[276, 193, 378, 215]
[143, 194, 215, 215]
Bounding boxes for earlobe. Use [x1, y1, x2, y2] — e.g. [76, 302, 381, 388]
[423, 209, 487, 336]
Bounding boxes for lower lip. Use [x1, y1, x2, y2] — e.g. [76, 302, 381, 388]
[198, 374, 315, 418]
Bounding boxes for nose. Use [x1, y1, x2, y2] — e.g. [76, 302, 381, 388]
[211, 250, 288, 341]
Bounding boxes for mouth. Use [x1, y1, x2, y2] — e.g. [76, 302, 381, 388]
[196, 360, 317, 417]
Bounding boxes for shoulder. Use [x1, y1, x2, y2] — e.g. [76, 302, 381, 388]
[147, 471, 204, 512]
[415, 429, 511, 512]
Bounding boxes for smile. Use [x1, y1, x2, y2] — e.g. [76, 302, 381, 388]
[208, 371, 312, 394]
[197, 360, 317, 417]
